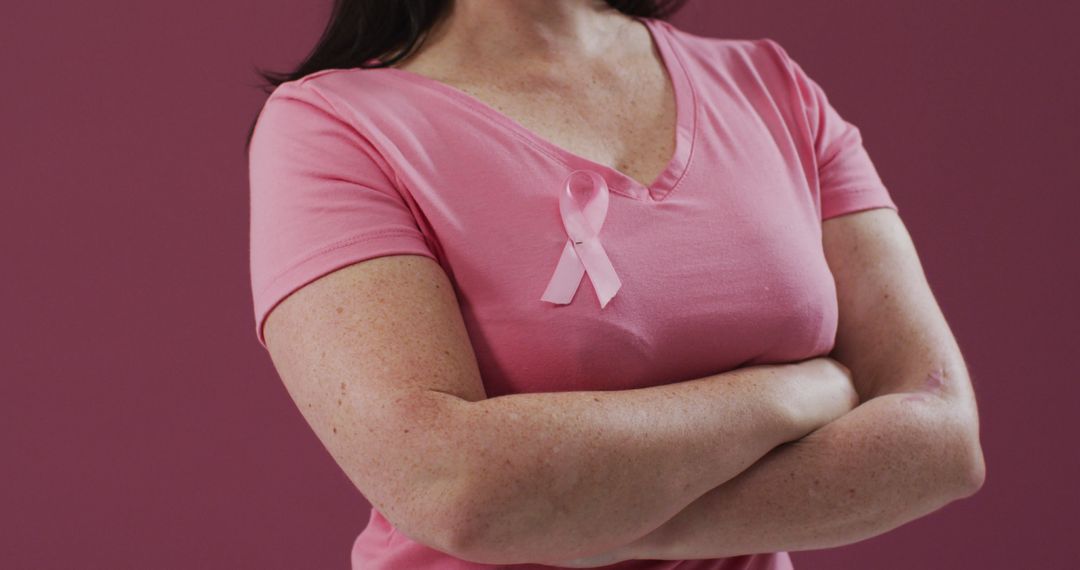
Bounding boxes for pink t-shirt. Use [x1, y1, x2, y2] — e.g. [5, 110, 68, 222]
[248, 15, 898, 570]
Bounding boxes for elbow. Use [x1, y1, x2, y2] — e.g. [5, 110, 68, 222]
[414, 451, 514, 564]
[949, 418, 986, 498]
[432, 494, 485, 563]
[374, 476, 479, 562]
[436, 483, 520, 565]
[390, 474, 499, 563]
[365, 397, 501, 561]
[388, 396, 532, 564]
[940, 390, 986, 498]
[440, 528, 502, 566]
[957, 441, 986, 497]
[435, 464, 542, 565]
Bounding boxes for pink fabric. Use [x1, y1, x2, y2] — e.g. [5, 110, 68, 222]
[248, 15, 896, 570]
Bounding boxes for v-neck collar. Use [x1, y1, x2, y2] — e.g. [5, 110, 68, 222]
[373, 16, 698, 203]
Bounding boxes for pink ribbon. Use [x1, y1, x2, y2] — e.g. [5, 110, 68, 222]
[540, 170, 622, 308]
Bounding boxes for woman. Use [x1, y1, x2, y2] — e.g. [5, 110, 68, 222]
[246, 1, 985, 568]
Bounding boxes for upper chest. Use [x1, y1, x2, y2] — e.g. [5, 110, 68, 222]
[391, 57, 678, 190]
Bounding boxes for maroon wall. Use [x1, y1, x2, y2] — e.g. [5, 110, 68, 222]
[3, 0, 1076, 568]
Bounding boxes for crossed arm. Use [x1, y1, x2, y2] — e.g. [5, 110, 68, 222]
[551, 208, 986, 566]
[266, 205, 984, 566]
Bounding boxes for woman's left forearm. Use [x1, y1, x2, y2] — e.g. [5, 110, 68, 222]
[624, 391, 983, 560]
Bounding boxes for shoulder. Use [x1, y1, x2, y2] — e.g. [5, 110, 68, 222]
[653, 20, 798, 86]
[259, 66, 406, 121]
[254, 65, 429, 161]
[249, 69, 405, 188]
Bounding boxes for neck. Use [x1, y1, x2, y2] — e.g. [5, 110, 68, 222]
[408, 0, 638, 71]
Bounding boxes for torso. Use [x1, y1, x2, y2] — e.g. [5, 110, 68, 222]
[387, 17, 678, 189]
[257, 18, 850, 398]
[252, 27, 895, 567]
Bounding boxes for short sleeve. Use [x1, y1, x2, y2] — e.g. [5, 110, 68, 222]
[248, 81, 437, 349]
[760, 38, 899, 221]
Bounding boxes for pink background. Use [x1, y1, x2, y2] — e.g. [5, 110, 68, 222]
[4, 1, 1077, 568]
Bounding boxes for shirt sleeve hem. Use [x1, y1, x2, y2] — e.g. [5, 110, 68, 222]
[820, 186, 899, 221]
[253, 231, 437, 349]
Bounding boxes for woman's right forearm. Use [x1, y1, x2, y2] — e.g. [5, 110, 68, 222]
[427, 362, 819, 565]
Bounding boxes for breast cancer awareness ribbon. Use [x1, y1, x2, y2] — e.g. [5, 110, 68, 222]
[540, 170, 622, 308]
